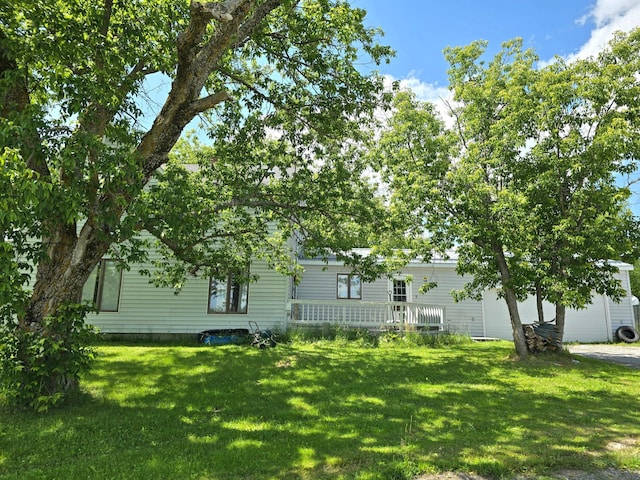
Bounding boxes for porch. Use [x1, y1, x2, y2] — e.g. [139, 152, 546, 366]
[287, 299, 446, 331]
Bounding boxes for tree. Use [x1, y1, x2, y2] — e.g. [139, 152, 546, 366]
[513, 41, 640, 339]
[0, 0, 393, 409]
[375, 31, 640, 358]
[631, 261, 640, 298]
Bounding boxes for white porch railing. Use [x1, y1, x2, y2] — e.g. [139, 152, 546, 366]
[287, 299, 446, 331]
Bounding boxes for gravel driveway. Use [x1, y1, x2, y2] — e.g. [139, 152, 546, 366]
[568, 343, 640, 369]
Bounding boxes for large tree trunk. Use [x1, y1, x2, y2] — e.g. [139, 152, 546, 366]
[503, 286, 529, 358]
[19, 223, 110, 398]
[492, 242, 529, 358]
[24, 226, 105, 326]
[554, 303, 566, 345]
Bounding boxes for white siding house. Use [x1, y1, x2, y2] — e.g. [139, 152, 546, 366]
[84, 233, 290, 335]
[291, 255, 636, 343]
[83, 242, 636, 343]
[292, 257, 484, 336]
[480, 264, 635, 342]
[86, 260, 289, 335]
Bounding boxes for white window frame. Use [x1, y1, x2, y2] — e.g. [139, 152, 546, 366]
[82, 259, 123, 312]
[337, 273, 362, 300]
[207, 270, 249, 314]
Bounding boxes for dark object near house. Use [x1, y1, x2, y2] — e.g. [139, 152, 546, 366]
[523, 321, 562, 353]
[616, 325, 640, 343]
[197, 329, 249, 345]
[249, 321, 277, 349]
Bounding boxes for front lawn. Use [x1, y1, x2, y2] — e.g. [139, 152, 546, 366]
[1, 340, 639, 479]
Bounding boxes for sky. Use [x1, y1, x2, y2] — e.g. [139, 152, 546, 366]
[349, 0, 640, 213]
[351, 0, 639, 93]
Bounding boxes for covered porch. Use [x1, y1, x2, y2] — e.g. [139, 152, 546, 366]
[287, 299, 446, 331]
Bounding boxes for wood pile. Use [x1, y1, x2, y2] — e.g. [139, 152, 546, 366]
[523, 322, 562, 353]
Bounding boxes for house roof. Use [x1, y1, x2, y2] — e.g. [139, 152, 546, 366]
[297, 248, 458, 267]
[298, 248, 633, 270]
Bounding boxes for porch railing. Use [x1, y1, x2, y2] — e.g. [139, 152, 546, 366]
[287, 299, 445, 331]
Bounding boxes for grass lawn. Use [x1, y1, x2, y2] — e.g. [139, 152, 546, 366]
[1, 339, 640, 479]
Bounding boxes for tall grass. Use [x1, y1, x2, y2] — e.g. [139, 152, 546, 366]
[285, 325, 473, 348]
[1, 340, 639, 479]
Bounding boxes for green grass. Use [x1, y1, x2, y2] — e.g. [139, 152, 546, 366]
[1, 340, 640, 479]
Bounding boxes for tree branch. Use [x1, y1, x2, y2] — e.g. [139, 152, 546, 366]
[140, 0, 280, 180]
[233, 0, 286, 49]
[199, 0, 247, 22]
[0, 31, 50, 180]
[190, 91, 233, 113]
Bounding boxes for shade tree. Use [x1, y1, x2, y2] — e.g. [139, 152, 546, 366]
[375, 31, 640, 358]
[0, 0, 393, 409]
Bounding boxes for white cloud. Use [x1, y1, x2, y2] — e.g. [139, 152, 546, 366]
[382, 74, 457, 128]
[396, 75, 451, 104]
[571, 0, 640, 60]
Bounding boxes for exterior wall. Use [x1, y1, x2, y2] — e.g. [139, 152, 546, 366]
[483, 291, 609, 342]
[296, 260, 636, 342]
[608, 271, 636, 334]
[405, 264, 484, 336]
[483, 270, 635, 343]
[563, 296, 609, 342]
[87, 258, 289, 334]
[294, 264, 346, 301]
[295, 260, 484, 336]
[85, 218, 292, 334]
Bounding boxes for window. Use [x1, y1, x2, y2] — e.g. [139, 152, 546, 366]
[337, 273, 361, 299]
[82, 259, 122, 312]
[208, 271, 249, 314]
[392, 279, 408, 303]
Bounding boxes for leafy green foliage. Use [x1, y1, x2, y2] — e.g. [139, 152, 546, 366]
[136, 134, 392, 290]
[631, 260, 640, 297]
[0, 0, 395, 301]
[375, 31, 640, 354]
[0, 303, 97, 411]
[0, 0, 394, 407]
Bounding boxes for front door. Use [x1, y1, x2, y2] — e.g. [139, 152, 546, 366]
[389, 277, 411, 323]
[392, 278, 409, 303]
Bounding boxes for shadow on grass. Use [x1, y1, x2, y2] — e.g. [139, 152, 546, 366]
[2, 342, 640, 479]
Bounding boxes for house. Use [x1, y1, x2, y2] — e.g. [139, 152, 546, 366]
[82, 254, 291, 336]
[292, 253, 636, 343]
[84, 245, 636, 343]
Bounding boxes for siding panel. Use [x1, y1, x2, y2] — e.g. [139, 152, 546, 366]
[608, 271, 635, 335]
[87, 260, 288, 334]
[296, 262, 484, 336]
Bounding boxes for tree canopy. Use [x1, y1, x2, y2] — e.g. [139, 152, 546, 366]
[0, 0, 393, 408]
[375, 31, 640, 357]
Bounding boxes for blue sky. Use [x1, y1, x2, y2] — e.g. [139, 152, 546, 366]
[352, 0, 594, 85]
[352, 0, 639, 85]
[349, 0, 640, 214]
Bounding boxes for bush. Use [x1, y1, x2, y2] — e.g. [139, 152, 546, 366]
[0, 303, 97, 411]
[286, 324, 378, 346]
[286, 324, 471, 349]
[379, 330, 473, 347]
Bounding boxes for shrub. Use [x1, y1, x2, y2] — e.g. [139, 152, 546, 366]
[286, 325, 472, 349]
[0, 303, 97, 411]
[286, 324, 378, 346]
[379, 330, 473, 347]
